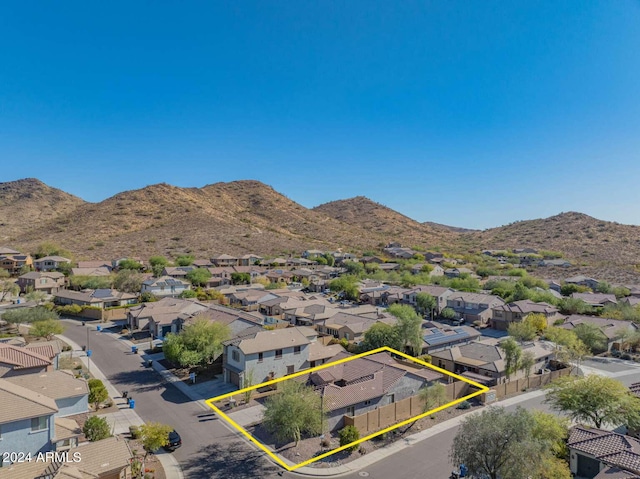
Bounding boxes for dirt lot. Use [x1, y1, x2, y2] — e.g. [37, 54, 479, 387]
[158, 358, 221, 385]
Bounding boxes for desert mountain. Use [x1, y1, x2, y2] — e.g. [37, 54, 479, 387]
[9, 181, 430, 260]
[312, 196, 457, 247]
[0, 178, 86, 241]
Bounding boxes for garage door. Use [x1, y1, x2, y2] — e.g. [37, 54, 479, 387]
[577, 454, 600, 478]
[228, 370, 240, 387]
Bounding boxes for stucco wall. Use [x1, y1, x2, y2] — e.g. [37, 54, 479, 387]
[0, 415, 55, 460]
[55, 395, 88, 418]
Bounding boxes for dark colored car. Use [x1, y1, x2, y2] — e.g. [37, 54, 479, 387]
[163, 430, 182, 451]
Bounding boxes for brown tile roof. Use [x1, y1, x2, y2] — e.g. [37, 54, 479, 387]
[6, 370, 89, 400]
[232, 327, 311, 354]
[0, 343, 52, 369]
[0, 378, 58, 423]
[54, 416, 82, 441]
[492, 300, 558, 315]
[569, 426, 640, 474]
[308, 343, 346, 363]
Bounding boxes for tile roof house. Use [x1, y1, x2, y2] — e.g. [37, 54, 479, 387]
[538, 259, 572, 267]
[161, 266, 195, 279]
[223, 326, 317, 387]
[33, 256, 72, 272]
[300, 351, 442, 431]
[444, 267, 475, 278]
[316, 311, 398, 344]
[430, 339, 554, 385]
[403, 285, 455, 315]
[0, 253, 33, 275]
[239, 254, 263, 266]
[54, 288, 138, 309]
[70, 266, 112, 277]
[17, 271, 65, 294]
[140, 276, 190, 298]
[0, 344, 53, 377]
[561, 315, 639, 351]
[566, 275, 601, 291]
[76, 260, 113, 271]
[6, 370, 89, 418]
[211, 254, 239, 267]
[421, 321, 482, 354]
[446, 292, 505, 325]
[0, 378, 58, 459]
[490, 300, 562, 330]
[568, 426, 640, 479]
[0, 435, 133, 479]
[127, 297, 209, 337]
[572, 292, 618, 308]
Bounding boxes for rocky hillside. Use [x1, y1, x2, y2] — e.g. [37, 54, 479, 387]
[8, 181, 398, 260]
[0, 178, 86, 241]
[313, 196, 457, 249]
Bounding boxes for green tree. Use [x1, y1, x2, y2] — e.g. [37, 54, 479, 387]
[416, 292, 437, 319]
[0, 271, 19, 301]
[560, 283, 590, 296]
[499, 337, 522, 381]
[359, 322, 403, 352]
[186, 268, 212, 287]
[519, 350, 536, 379]
[68, 275, 112, 290]
[118, 259, 143, 271]
[507, 320, 537, 342]
[450, 406, 550, 479]
[113, 269, 144, 293]
[343, 261, 364, 276]
[163, 318, 230, 368]
[338, 425, 360, 452]
[545, 374, 640, 428]
[83, 416, 111, 441]
[230, 272, 251, 285]
[3, 307, 58, 326]
[329, 276, 360, 301]
[149, 256, 169, 277]
[88, 378, 109, 410]
[139, 422, 173, 459]
[573, 322, 607, 354]
[24, 290, 47, 304]
[34, 242, 73, 260]
[440, 307, 457, 320]
[524, 313, 548, 334]
[388, 304, 423, 355]
[543, 326, 585, 363]
[419, 383, 448, 413]
[175, 255, 195, 266]
[263, 381, 324, 446]
[323, 253, 335, 267]
[30, 318, 65, 339]
[179, 289, 198, 298]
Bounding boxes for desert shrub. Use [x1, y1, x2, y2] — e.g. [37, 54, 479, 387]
[339, 425, 360, 452]
[83, 416, 111, 441]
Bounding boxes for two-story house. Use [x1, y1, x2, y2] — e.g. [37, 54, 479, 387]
[239, 254, 263, 266]
[0, 379, 58, 460]
[0, 252, 33, 275]
[127, 297, 209, 336]
[17, 271, 65, 294]
[316, 312, 397, 344]
[33, 256, 72, 272]
[211, 254, 239, 267]
[403, 285, 455, 316]
[446, 292, 505, 325]
[222, 327, 316, 387]
[491, 300, 562, 330]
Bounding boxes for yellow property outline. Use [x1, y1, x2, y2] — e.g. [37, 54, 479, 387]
[205, 346, 489, 471]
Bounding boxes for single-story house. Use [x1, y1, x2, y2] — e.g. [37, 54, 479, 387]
[0, 344, 53, 377]
[54, 288, 138, 309]
[127, 297, 209, 336]
[141, 276, 190, 297]
[421, 322, 482, 354]
[561, 314, 639, 351]
[70, 267, 111, 277]
[565, 275, 601, 291]
[571, 292, 618, 308]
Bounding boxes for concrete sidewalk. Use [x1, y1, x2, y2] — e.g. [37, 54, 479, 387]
[58, 333, 185, 479]
[227, 404, 266, 427]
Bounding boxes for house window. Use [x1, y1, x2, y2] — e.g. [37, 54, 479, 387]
[364, 400, 372, 406]
[346, 406, 355, 416]
[258, 352, 263, 363]
[232, 350, 240, 362]
[294, 346, 301, 355]
[388, 394, 395, 404]
[344, 332, 350, 340]
[31, 416, 47, 432]
[287, 365, 294, 375]
[275, 349, 283, 359]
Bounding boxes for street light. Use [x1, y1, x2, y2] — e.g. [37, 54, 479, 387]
[86, 325, 91, 373]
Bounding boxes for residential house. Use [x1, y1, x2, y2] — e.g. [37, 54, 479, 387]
[0, 252, 33, 275]
[0, 247, 21, 256]
[0, 379, 58, 459]
[222, 326, 316, 386]
[0, 344, 52, 377]
[302, 249, 325, 259]
[303, 351, 442, 431]
[359, 285, 410, 306]
[192, 259, 214, 268]
[316, 312, 397, 344]
[430, 339, 554, 385]
[54, 288, 138, 309]
[332, 252, 358, 264]
[177, 303, 264, 339]
[425, 252, 444, 261]
[308, 343, 345, 368]
[161, 266, 195, 279]
[491, 300, 562, 330]
[70, 266, 111, 277]
[23, 340, 63, 369]
[377, 262, 401, 272]
[566, 275, 601, 291]
[127, 297, 209, 336]
[33, 256, 72, 272]
[265, 269, 295, 284]
[513, 248, 539, 254]
[76, 260, 113, 271]
[538, 259, 572, 267]
[206, 266, 235, 287]
[446, 292, 505, 325]
[229, 289, 277, 311]
[568, 426, 640, 479]
[359, 256, 384, 265]
[284, 301, 338, 326]
[239, 254, 263, 266]
[421, 322, 482, 354]
[560, 314, 639, 352]
[140, 276, 190, 298]
[0, 436, 133, 479]
[623, 296, 640, 307]
[547, 280, 562, 292]
[211, 254, 239, 267]
[383, 247, 417, 259]
[444, 267, 475, 278]
[403, 285, 455, 316]
[17, 271, 65, 294]
[6, 370, 89, 418]
[571, 292, 618, 308]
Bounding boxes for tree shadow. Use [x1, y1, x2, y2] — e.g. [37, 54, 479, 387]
[107, 369, 167, 393]
[181, 440, 281, 479]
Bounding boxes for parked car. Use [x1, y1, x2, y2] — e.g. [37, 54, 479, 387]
[163, 430, 182, 451]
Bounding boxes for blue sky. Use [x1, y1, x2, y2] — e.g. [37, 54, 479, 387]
[1, 1, 639, 229]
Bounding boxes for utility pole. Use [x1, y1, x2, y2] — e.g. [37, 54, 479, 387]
[86, 326, 91, 373]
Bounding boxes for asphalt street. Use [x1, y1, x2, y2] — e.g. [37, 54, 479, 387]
[61, 319, 640, 479]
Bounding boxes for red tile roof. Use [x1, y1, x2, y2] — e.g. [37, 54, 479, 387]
[0, 344, 52, 369]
